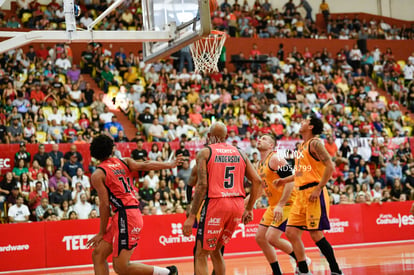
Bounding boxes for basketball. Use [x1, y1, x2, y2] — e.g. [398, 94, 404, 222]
[209, 0, 218, 14]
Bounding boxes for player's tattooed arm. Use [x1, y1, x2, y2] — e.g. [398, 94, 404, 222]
[311, 140, 334, 189]
[189, 148, 209, 217]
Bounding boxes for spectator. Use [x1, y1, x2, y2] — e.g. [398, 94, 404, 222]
[137, 106, 155, 136]
[177, 160, 192, 185]
[131, 139, 148, 161]
[8, 196, 30, 223]
[148, 143, 162, 161]
[33, 144, 49, 167]
[348, 147, 362, 172]
[386, 157, 403, 186]
[148, 118, 167, 142]
[49, 182, 72, 208]
[71, 168, 90, 194]
[63, 122, 77, 143]
[55, 53, 71, 73]
[28, 181, 48, 211]
[139, 178, 155, 206]
[115, 130, 129, 143]
[73, 193, 92, 219]
[69, 210, 78, 220]
[0, 172, 18, 209]
[49, 168, 69, 192]
[63, 144, 83, 163]
[175, 141, 190, 161]
[8, 117, 23, 144]
[103, 116, 124, 139]
[390, 178, 404, 201]
[67, 64, 81, 84]
[47, 107, 63, 126]
[99, 105, 114, 125]
[55, 200, 72, 220]
[324, 135, 338, 157]
[49, 144, 64, 169]
[62, 153, 83, 180]
[144, 170, 160, 190]
[35, 197, 53, 221]
[47, 119, 64, 143]
[245, 138, 260, 161]
[13, 159, 29, 181]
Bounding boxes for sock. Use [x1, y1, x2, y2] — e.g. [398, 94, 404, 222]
[289, 251, 297, 261]
[298, 261, 309, 273]
[153, 266, 170, 275]
[270, 261, 282, 275]
[315, 237, 341, 273]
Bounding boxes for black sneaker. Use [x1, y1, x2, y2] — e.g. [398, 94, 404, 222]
[166, 265, 178, 275]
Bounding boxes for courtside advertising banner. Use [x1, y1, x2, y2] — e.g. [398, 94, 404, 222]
[133, 213, 196, 260]
[44, 218, 99, 267]
[0, 222, 46, 271]
[360, 201, 414, 242]
[0, 202, 413, 272]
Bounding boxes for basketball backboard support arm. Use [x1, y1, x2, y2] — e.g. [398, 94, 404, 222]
[0, 0, 176, 54]
[0, 29, 175, 54]
[87, 0, 125, 31]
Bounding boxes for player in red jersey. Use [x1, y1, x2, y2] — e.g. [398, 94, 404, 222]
[86, 135, 183, 275]
[183, 122, 262, 275]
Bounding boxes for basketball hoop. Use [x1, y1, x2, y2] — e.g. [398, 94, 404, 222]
[190, 30, 226, 74]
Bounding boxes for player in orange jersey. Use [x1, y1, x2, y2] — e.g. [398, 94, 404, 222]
[276, 115, 342, 275]
[254, 134, 299, 275]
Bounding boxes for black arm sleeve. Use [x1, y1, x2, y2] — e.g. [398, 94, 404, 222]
[186, 185, 193, 202]
[277, 165, 293, 178]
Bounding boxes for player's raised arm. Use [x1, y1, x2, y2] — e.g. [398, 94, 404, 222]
[124, 155, 185, 172]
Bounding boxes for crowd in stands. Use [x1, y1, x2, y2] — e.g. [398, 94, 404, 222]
[1, 0, 413, 40]
[1, 1, 414, 223]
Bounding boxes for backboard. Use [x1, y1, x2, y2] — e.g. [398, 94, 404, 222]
[142, 0, 212, 63]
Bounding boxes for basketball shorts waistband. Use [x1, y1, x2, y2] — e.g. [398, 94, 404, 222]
[298, 182, 319, 191]
[114, 205, 139, 213]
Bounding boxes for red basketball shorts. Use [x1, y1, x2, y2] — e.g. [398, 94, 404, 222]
[103, 207, 143, 257]
[196, 197, 244, 251]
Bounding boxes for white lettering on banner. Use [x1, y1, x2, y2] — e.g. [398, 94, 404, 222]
[232, 223, 258, 238]
[376, 214, 414, 228]
[325, 218, 350, 233]
[0, 244, 29, 253]
[208, 218, 221, 226]
[0, 158, 11, 169]
[159, 223, 195, 246]
[62, 234, 95, 251]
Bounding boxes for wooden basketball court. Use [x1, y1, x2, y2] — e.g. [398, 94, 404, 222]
[7, 240, 414, 275]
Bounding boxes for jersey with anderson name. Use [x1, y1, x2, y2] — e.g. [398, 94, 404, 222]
[207, 143, 246, 199]
[98, 157, 138, 211]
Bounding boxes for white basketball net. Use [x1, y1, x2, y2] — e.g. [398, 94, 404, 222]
[190, 31, 226, 74]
